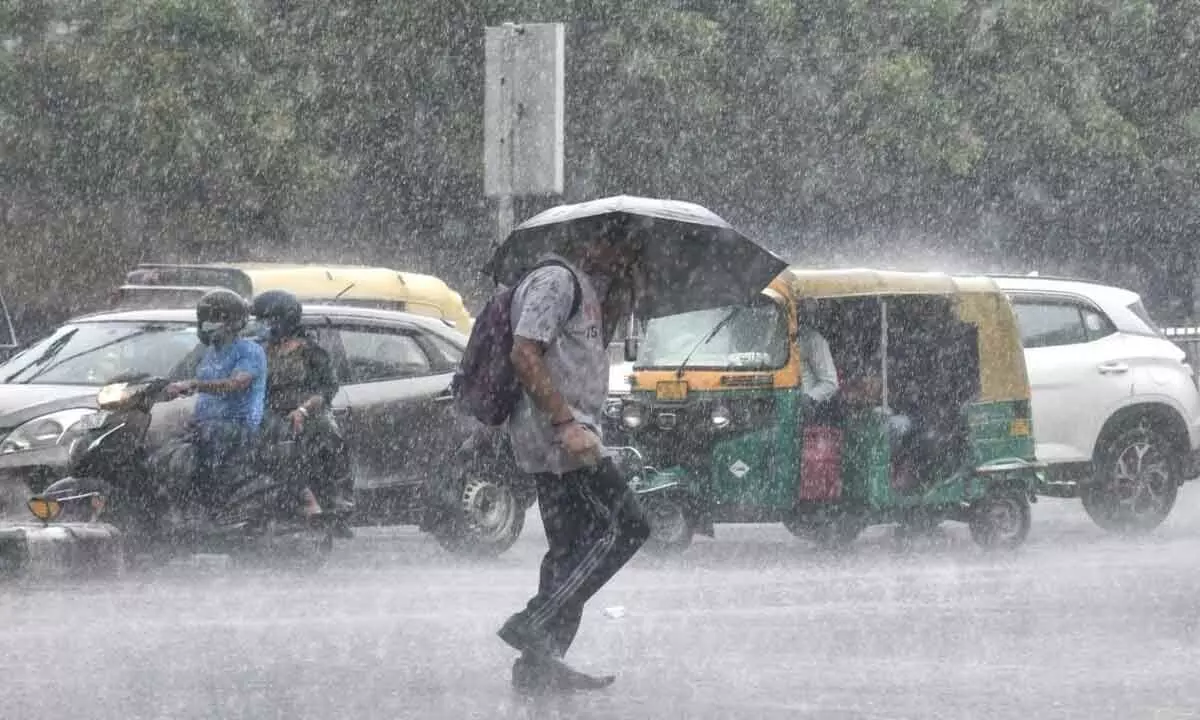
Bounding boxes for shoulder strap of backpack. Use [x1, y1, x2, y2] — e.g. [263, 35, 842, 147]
[526, 259, 583, 319]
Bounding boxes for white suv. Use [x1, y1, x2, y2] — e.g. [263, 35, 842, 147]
[992, 275, 1200, 532]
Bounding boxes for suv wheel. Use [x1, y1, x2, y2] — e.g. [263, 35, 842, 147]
[1082, 421, 1180, 534]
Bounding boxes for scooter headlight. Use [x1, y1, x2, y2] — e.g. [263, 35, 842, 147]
[621, 403, 644, 429]
[97, 382, 135, 409]
[711, 405, 732, 429]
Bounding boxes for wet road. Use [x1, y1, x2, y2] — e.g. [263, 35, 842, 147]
[4, 496, 1200, 720]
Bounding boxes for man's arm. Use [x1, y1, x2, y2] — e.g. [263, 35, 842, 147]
[299, 344, 338, 414]
[803, 331, 840, 403]
[511, 339, 575, 425]
[193, 373, 253, 395]
[193, 343, 263, 394]
[509, 267, 577, 426]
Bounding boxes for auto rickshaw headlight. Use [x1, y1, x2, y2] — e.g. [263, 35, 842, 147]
[711, 405, 732, 429]
[621, 403, 644, 429]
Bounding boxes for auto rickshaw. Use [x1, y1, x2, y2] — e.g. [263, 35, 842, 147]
[612, 268, 1042, 553]
[113, 262, 474, 330]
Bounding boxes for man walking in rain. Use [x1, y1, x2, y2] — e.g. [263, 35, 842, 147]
[497, 231, 651, 695]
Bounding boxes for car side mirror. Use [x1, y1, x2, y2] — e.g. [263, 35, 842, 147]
[622, 311, 641, 362]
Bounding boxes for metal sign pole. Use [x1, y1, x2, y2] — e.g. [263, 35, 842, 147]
[484, 22, 563, 258]
[495, 25, 516, 249]
[880, 298, 889, 414]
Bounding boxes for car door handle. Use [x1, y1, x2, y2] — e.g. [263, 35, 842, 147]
[1097, 362, 1129, 374]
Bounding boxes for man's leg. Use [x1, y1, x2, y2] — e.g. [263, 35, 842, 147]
[539, 458, 649, 653]
[190, 425, 218, 511]
[206, 424, 255, 513]
[500, 470, 592, 658]
[500, 458, 649, 659]
[505, 469, 615, 694]
[312, 412, 354, 510]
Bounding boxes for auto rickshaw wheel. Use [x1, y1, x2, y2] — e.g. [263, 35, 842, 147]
[968, 492, 1031, 550]
[784, 514, 864, 551]
[1082, 423, 1179, 535]
[432, 479, 525, 557]
[641, 495, 693, 554]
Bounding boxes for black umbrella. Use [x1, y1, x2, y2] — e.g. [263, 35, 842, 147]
[484, 195, 788, 319]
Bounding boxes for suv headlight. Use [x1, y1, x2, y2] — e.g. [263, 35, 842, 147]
[0, 408, 105, 455]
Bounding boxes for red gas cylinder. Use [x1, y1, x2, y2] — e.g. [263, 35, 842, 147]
[798, 425, 843, 502]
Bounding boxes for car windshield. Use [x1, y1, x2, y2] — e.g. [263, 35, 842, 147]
[635, 300, 789, 370]
[0, 321, 202, 385]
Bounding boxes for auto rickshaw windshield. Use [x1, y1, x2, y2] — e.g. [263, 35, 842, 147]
[635, 296, 789, 371]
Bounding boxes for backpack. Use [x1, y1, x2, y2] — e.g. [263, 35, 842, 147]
[452, 260, 582, 426]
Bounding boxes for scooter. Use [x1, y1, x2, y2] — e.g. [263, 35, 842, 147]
[27, 375, 339, 569]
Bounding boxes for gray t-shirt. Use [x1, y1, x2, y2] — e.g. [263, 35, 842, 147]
[506, 255, 611, 475]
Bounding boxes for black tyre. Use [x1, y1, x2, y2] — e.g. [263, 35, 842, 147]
[432, 479, 525, 557]
[243, 524, 334, 572]
[1082, 422, 1180, 535]
[785, 514, 863, 550]
[968, 492, 1031, 550]
[891, 515, 949, 552]
[295, 528, 335, 570]
[641, 495, 693, 554]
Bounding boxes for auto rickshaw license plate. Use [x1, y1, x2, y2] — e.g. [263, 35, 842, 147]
[656, 381, 688, 402]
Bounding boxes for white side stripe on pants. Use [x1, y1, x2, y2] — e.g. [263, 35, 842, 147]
[528, 483, 623, 628]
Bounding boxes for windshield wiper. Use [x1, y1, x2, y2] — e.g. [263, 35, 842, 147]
[674, 306, 743, 378]
[3, 329, 78, 383]
[22, 328, 168, 383]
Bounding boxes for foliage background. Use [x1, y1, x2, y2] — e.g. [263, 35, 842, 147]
[3, 0, 1198, 339]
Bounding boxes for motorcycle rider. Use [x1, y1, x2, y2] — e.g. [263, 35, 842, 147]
[162, 289, 268, 515]
[250, 290, 354, 533]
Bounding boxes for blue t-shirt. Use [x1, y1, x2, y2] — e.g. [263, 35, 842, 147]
[193, 339, 268, 429]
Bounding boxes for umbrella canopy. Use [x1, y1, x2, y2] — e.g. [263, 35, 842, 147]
[484, 195, 788, 319]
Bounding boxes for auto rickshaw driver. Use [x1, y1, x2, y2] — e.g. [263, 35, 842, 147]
[795, 296, 839, 422]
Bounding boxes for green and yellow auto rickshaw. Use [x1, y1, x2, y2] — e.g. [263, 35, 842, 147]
[611, 268, 1042, 552]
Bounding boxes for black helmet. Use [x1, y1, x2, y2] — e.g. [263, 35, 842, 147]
[196, 288, 249, 345]
[251, 290, 303, 340]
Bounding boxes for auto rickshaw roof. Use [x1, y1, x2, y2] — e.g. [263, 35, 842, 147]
[120, 262, 472, 328]
[780, 267, 1003, 299]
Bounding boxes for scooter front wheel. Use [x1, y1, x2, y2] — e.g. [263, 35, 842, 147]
[641, 495, 693, 555]
[235, 521, 334, 571]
